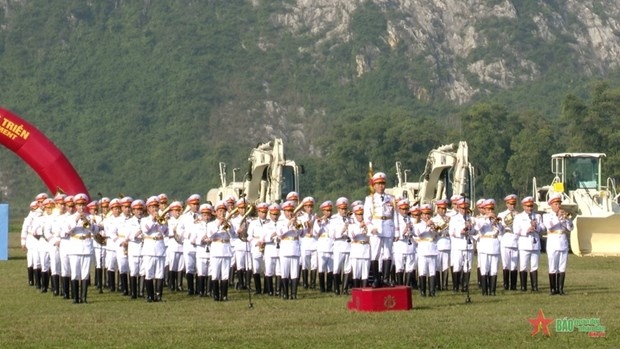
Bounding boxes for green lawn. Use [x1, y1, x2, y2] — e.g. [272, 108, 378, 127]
[0, 232, 617, 348]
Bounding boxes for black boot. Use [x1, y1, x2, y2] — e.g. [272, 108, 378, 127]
[169, 271, 176, 292]
[206, 276, 213, 297]
[429, 275, 436, 297]
[62, 276, 70, 299]
[28, 267, 34, 286]
[81, 279, 89, 303]
[326, 273, 333, 293]
[177, 271, 184, 291]
[419, 276, 427, 297]
[404, 272, 411, 288]
[237, 269, 246, 290]
[275, 276, 282, 297]
[197, 276, 205, 297]
[361, 279, 368, 288]
[146, 279, 155, 302]
[130, 276, 138, 299]
[221, 280, 229, 301]
[72, 280, 80, 304]
[530, 271, 538, 292]
[282, 278, 290, 300]
[253, 274, 262, 295]
[452, 271, 459, 292]
[520, 271, 528, 291]
[371, 261, 381, 288]
[476, 267, 481, 289]
[396, 271, 404, 286]
[502, 269, 510, 290]
[52, 274, 60, 296]
[121, 273, 129, 296]
[156, 279, 164, 301]
[35, 268, 42, 289]
[213, 280, 220, 301]
[107, 271, 116, 292]
[549, 273, 557, 295]
[302, 269, 309, 289]
[139, 276, 145, 298]
[96, 269, 104, 293]
[186, 273, 195, 296]
[411, 269, 418, 289]
[41, 271, 49, 293]
[382, 260, 393, 287]
[434, 271, 440, 291]
[291, 278, 298, 299]
[441, 269, 448, 291]
[490, 275, 497, 296]
[310, 270, 317, 289]
[266, 276, 274, 296]
[343, 273, 351, 295]
[481, 274, 488, 296]
[558, 272, 566, 295]
[318, 272, 326, 293]
[462, 272, 470, 292]
[510, 270, 518, 291]
[333, 273, 341, 295]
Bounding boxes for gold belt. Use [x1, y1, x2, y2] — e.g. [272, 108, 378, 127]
[144, 236, 163, 240]
[282, 237, 299, 241]
[71, 234, 92, 240]
[304, 234, 314, 238]
[212, 239, 231, 243]
[416, 238, 434, 242]
[352, 240, 368, 245]
[373, 215, 392, 220]
[319, 234, 330, 239]
[480, 235, 498, 239]
[548, 230, 565, 235]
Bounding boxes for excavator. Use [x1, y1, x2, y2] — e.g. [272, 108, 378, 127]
[385, 141, 476, 205]
[206, 138, 301, 204]
[532, 152, 620, 257]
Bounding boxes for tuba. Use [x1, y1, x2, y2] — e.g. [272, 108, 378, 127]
[504, 211, 515, 226]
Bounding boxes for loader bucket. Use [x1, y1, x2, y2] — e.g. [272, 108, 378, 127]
[570, 214, 620, 256]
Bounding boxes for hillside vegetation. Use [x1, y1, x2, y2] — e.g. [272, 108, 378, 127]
[0, 1, 619, 218]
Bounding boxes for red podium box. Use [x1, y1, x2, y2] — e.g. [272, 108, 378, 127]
[347, 286, 413, 312]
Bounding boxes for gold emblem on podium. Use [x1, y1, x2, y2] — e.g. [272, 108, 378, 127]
[384, 295, 396, 309]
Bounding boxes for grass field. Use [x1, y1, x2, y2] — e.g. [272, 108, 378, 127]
[1, 232, 618, 349]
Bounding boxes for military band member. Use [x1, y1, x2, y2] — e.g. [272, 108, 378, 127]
[514, 196, 544, 292]
[179, 194, 201, 296]
[299, 197, 318, 289]
[21, 200, 42, 287]
[194, 203, 213, 297]
[262, 204, 281, 296]
[363, 172, 396, 288]
[127, 199, 145, 299]
[277, 201, 302, 299]
[432, 199, 451, 291]
[56, 194, 73, 298]
[331, 197, 352, 295]
[207, 200, 236, 301]
[475, 199, 503, 296]
[114, 197, 133, 295]
[66, 193, 95, 303]
[543, 193, 573, 295]
[231, 199, 251, 290]
[47, 199, 65, 296]
[414, 204, 439, 297]
[141, 197, 168, 302]
[103, 198, 122, 292]
[314, 201, 334, 293]
[166, 201, 185, 292]
[349, 204, 370, 287]
[498, 194, 519, 290]
[88, 201, 105, 291]
[33, 198, 54, 293]
[394, 199, 415, 287]
[449, 198, 476, 293]
[247, 202, 269, 295]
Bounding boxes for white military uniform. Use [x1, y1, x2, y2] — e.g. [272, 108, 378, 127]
[514, 211, 543, 272]
[349, 218, 370, 283]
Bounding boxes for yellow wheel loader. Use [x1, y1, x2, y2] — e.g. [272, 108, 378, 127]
[533, 153, 620, 256]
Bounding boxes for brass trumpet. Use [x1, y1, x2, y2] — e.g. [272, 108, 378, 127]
[80, 214, 91, 229]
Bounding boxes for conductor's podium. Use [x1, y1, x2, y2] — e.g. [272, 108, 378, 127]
[347, 286, 413, 312]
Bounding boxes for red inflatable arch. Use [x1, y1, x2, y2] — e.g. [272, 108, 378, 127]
[0, 107, 88, 196]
